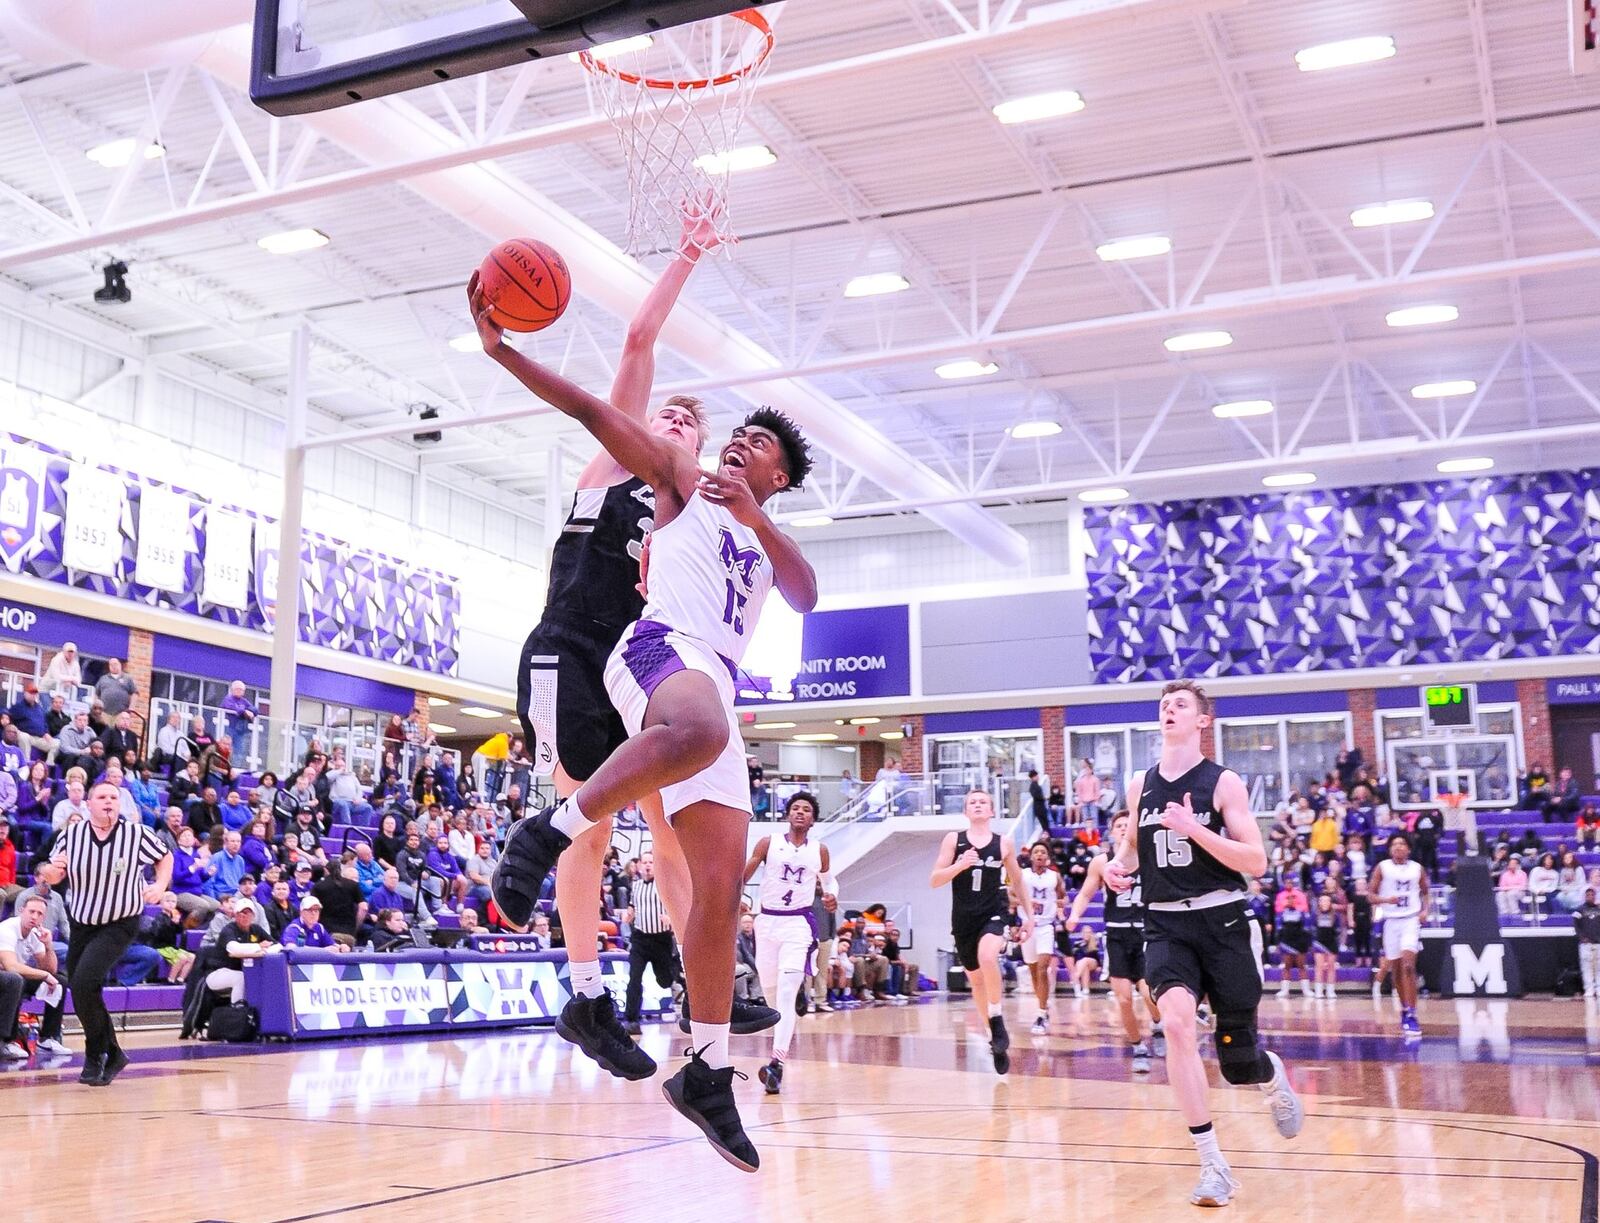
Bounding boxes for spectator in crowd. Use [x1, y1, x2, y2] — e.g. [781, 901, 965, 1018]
[0, 817, 19, 910]
[218, 790, 252, 834]
[464, 839, 496, 911]
[44, 692, 71, 739]
[350, 842, 385, 898]
[528, 912, 553, 950]
[1026, 769, 1049, 843]
[169, 758, 202, 814]
[156, 806, 186, 856]
[1309, 806, 1340, 855]
[845, 920, 891, 1002]
[1520, 764, 1553, 811]
[167, 825, 218, 921]
[1063, 836, 1096, 893]
[204, 898, 274, 1004]
[127, 765, 161, 827]
[1575, 889, 1600, 999]
[0, 893, 68, 1058]
[368, 908, 411, 952]
[424, 834, 469, 912]
[261, 879, 296, 940]
[1310, 894, 1342, 998]
[79, 737, 108, 784]
[151, 711, 187, 777]
[501, 782, 525, 821]
[204, 830, 248, 901]
[1555, 851, 1588, 912]
[287, 862, 315, 907]
[880, 921, 918, 999]
[99, 710, 138, 763]
[240, 819, 276, 876]
[1067, 925, 1102, 998]
[286, 769, 321, 824]
[200, 893, 268, 949]
[396, 829, 428, 905]
[57, 711, 98, 775]
[1546, 767, 1583, 823]
[372, 813, 406, 870]
[1529, 852, 1561, 912]
[0, 770, 15, 833]
[94, 658, 137, 718]
[447, 811, 475, 866]
[187, 787, 224, 841]
[288, 809, 326, 865]
[51, 778, 90, 831]
[199, 742, 235, 798]
[325, 749, 373, 825]
[1497, 855, 1529, 916]
[311, 861, 367, 947]
[839, 769, 859, 808]
[0, 724, 26, 778]
[141, 893, 196, 983]
[41, 642, 82, 692]
[1275, 878, 1313, 998]
[184, 715, 216, 765]
[1072, 758, 1101, 825]
[15, 761, 55, 851]
[733, 911, 762, 1002]
[365, 867, 409, 917]
[875, 756, 904, 816]
[218, 681, 257, 757]
[283, 895, 348, 952]
[5, 683, 57, 765]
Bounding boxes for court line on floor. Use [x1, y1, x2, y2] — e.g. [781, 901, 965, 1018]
[198, 1109, 681, 1145]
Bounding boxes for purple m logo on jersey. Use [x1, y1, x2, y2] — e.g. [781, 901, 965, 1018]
[780, 862, 808, 883]
[718, 527, 763, 590]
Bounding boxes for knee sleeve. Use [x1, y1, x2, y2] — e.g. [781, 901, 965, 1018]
[1215, 1010, 1273, 1085]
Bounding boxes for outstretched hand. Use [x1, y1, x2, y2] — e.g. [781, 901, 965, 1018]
[679, 190, 729, 259]
[466, 271, 505, 354]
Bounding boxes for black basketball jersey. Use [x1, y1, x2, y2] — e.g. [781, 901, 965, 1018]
[950, 829, 1007, 928]
[1102, 859, 1144, 927]
[1136, 758, 1246, 904]
[543, 477, 654, 631]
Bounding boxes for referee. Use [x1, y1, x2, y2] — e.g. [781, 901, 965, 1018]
[622, 851, 678, 1035]
[37, 778, 171, 1086]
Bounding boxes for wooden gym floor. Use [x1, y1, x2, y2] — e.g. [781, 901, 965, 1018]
[4, 993, 1597, 1223]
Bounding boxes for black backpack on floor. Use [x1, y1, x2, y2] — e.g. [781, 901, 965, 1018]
[207, 1002, 260, 1042]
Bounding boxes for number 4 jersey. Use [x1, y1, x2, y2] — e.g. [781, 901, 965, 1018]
[1135, 758, 1246, 904]
[759, 834, 823, 913]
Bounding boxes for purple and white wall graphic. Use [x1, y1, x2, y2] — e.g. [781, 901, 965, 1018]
[1086, 471, 1600, 683]
[2, 433, 459, 675]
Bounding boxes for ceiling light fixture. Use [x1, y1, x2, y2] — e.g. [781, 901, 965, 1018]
[793, 733, 839, 742]
[1164, 330, 1233, 352]
[844, 272, 910, 298]
[1096, 235, 1172, 262]
[879, 731, 905, 740]
[754, 721, 796, 730]
[1350, 199, 1434, 227]
[789, 514, 835, 528]
[693, 145, 777, 174]
[1009, 420, 1063, 439]
[1295, 36, 1396, 72]
[85, 138, 164, 168]
[426, 697, 451, 707]
[258, 228, 330, 255]
[1386, 304, 1458, 328]
[1079, 486, 1130, 504]
[1411, 380, 1477, 399]
[847, 717, 881, 725]
[428, 723, 457, 735]
[1212, 399, 1274, 419]
[448, 332, 482, 353]
[992, 90, 1085, 124]
[457, 706, 505, 719]
[935, 359, 999, 380]
[1437, 456, 1494, 473]
[1263, 472, 1317, 488]
[568, 33, 652, 61]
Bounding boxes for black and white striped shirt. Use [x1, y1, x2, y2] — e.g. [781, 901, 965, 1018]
[631, 878, 670, 934]
[55, 819, 167, 926]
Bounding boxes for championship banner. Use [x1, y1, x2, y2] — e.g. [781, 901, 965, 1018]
[0, 443, 47, 574]
[62, 462, 125, 576]
[203, 507, 253, 611]
[134, 485, 191, 592]
[254, 517, 280, 628]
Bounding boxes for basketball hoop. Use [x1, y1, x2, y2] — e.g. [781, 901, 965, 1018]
[577, 9, 775, 256]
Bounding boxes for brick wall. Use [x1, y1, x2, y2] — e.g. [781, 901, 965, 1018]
[1348, 688, 1378, 766]
[858, 738, 885, 779]
[126, 628, 154, 729]
[1516, 677, 1552, 770]
[411, 691, 433, 738]
[896, 714, 925, 776]
[1200, 719, 1216, 760]
[1041, 706, 1066, 790]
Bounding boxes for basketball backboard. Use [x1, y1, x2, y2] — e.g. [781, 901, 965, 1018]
[250, 0, 764, 115]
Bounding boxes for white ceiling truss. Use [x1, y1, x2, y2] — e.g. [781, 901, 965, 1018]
[0, 0, 1594, 560]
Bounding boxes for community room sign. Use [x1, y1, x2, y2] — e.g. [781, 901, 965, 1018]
[741, 604, 912, 705]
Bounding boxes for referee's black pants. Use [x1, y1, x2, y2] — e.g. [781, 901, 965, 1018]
[625, 930, 679, 1022]
[67, 916, 140, 1062]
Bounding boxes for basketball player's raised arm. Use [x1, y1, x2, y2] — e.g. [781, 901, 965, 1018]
[470, 276, 694, 499]
[1161, 770, 1267, 878]
[742, 836, 771, 885]
[610, 207, 722, 420]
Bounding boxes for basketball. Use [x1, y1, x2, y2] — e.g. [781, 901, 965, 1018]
[477, 238, 571, 332]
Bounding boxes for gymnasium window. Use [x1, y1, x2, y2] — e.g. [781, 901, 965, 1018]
[1214, 715, 1351, 811]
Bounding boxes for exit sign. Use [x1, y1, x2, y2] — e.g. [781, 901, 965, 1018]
[1420, 683, 1477, 731]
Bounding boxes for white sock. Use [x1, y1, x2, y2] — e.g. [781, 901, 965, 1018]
[986, 1002, 1002, 1019]
[569, 959, 604, 999]
[550, 795, 597, 839]
[771, 968, 804, 1061]
[690, 1020, 731, 1069]
[1190, 1125, 1226, 1168]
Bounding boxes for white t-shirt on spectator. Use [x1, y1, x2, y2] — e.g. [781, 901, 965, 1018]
[0, 917, 48, 967]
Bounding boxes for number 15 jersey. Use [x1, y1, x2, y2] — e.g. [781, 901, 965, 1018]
[1136, 758, 1245, 905]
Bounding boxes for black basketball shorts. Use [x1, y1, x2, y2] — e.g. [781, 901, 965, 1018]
[953, 913, 1009, 972]
[1105, 927, 1147, 983]
[516, 614, 629, 784]
[1143, 900, 1264, 1013]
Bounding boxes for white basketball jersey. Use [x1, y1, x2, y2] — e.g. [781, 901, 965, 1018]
[1376, 859, 1424, 920]
[641, 491, 774, 666]
[758, 834, 823, 912]
[1020, 867, 1061, 924]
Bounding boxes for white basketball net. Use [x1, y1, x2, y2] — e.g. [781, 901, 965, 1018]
[578, 9, 774, 256]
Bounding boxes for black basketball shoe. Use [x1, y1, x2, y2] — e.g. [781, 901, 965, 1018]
[989, 1014, 1011, 1075]
[677, 994, 782, 1035]
[490, 803, 569, 929]
[662, 1049, 759, 1173]
[554, 992, 657, 1081]
[758, 1059, 784, 1095]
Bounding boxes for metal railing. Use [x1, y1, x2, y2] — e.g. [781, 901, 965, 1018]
[0, 672, 95, 710]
